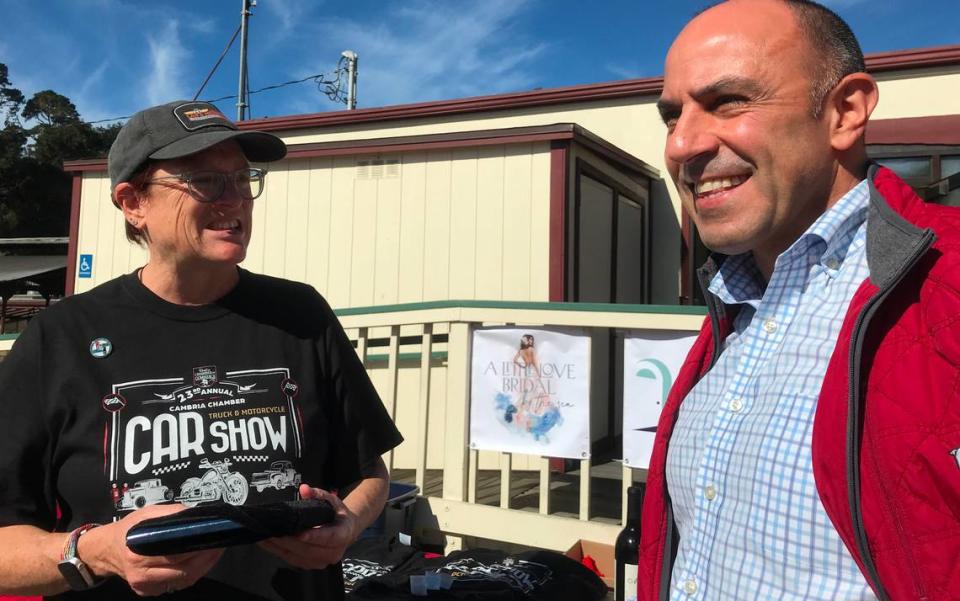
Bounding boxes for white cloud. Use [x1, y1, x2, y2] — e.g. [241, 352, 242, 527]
[73, 60, 114, 123]
[261, 0, 307, 33]
[144, 20, 191, 106]
[605, 62, 644, 81]
[299, 0, 545, 109]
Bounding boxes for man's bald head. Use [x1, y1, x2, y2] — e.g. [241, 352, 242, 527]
[694, 0, 865, 117]
[660, 0, 878, 274]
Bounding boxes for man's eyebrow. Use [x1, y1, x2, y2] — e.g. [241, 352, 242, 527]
[691, 76, 765, 99]
[657, 76, 765, 124]
[656, 97, 681, 122]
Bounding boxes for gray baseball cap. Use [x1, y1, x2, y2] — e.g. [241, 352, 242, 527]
[107, 100, 287, 192]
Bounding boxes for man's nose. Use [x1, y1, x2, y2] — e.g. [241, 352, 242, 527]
[664, 108, 719, 168]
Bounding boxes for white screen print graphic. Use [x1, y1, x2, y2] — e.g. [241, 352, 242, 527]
[103, 366, 304, 512]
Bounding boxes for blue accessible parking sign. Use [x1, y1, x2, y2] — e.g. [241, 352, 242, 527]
[78, 254, 93, 278]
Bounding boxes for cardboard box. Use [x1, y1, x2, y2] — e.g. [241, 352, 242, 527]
[565, 539, 615, 589]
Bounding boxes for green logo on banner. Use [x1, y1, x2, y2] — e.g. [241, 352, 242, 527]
[636, 358, 672, 405]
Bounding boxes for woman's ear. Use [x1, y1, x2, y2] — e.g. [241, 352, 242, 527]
[114, 182, 147, 229]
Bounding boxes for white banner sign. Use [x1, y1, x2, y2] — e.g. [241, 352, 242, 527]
[623, 331, 698, 468]
[470, 328, 591, 459]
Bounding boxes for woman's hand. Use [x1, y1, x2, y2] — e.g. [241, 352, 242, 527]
[80, 503, 224, 596]
[258, 485, 360, 570]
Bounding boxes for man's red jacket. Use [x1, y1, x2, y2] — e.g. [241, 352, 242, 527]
[638, 166, 960, 601]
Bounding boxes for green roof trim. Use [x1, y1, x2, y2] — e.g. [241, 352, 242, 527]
[365, 351, 448, 363]
[0, 333, 19, 341]
[334, 299, 707, 317]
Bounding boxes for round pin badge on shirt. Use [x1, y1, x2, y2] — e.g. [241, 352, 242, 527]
[89, 337, 113, 358]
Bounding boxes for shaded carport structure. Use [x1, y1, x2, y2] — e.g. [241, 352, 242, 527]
[0, 255, 66, 333]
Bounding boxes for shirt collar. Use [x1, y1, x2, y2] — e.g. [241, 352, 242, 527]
[708, 179, 869, 307]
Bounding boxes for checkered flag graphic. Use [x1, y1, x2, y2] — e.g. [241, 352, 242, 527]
[152, 461, 191, 476]
[233, 454, 269, 463]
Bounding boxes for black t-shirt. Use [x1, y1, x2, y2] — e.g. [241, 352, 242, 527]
[0, 269, 403, 600]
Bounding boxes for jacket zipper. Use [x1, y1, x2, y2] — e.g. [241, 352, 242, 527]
[846, 230, 934, 601]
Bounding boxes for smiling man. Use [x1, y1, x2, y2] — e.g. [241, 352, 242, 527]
[639, 1, 960, 600]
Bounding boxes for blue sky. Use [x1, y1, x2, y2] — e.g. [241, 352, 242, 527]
[1, 0, 957, 125]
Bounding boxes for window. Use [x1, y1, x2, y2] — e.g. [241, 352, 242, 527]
[570, 162, 649, 304]
[868, 145, 960, 204]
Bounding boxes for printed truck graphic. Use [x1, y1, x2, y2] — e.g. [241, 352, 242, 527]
[251, 460, 302, 493]
[116, 478, 175, 510]
[178, 458, 249, 507]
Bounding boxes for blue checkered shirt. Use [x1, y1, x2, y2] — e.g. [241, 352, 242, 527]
[664, 181, 877, 600]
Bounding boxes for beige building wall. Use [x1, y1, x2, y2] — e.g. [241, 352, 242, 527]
[871, 68, 960, 120]
[74, 172, 147, 294]
[270, 64, 960, 256]
[74, 143, 553, 306]
[73, 64, 959, 297]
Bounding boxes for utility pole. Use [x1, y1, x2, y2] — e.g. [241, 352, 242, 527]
[342, 50, 358, 110]
[236, 0, 254, 120]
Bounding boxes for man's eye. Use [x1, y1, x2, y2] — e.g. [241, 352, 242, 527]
[714, 95, 746, 108]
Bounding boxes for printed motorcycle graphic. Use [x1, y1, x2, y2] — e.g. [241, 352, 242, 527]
[177, 458, 249, 507]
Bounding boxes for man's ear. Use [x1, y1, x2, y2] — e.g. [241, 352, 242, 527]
[826, 72, 879, 153]
[114, 182, 147, 228]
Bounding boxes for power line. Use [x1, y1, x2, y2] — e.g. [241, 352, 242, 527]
[83, 70, 345, 126]
[194, 24, 242, 101]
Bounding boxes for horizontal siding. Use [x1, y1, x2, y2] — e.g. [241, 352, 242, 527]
[74, 172, 147, 293]
[252, 143, 553, 307]
[74, 145, 552, 308]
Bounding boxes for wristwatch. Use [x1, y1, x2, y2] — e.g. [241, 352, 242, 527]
[57, 523, 104, 590]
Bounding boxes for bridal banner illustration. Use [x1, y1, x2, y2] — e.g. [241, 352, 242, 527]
[622, 331, 698, 468]
[470, 328, 591, 459]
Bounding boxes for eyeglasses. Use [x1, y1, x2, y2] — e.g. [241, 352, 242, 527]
[144, 168, 266, 203]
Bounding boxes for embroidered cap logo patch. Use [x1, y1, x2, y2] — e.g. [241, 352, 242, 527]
[89, 337, 113, 358]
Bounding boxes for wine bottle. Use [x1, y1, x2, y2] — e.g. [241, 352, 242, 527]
[615, 485, 643, 601]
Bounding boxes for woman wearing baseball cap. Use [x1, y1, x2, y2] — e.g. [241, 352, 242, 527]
[0, 101, 402, 600]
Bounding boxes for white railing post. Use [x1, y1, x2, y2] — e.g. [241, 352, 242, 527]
[442, 321, 472, 552]
[416, 323, 433, 491]
[500, 453, 513, 509]
[442, 321, 472, 502]
[579, 457, 592, 521]
[538, 457, 551, 515]
[385, 325, 400, 471]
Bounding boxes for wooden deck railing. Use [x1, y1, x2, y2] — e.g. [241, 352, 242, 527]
[336, 300, 705, 552]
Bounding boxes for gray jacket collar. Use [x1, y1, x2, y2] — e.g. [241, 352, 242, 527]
[863, 163, 936, 289]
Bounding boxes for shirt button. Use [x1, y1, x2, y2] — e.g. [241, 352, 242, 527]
[729, 398, 744, 413]
[762, 319, 778, 333]
[704, 485, 717, 501]
[683, 578, 698, 595]
[825, 258, 840, 270]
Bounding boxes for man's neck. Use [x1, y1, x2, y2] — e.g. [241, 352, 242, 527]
[139, 260, 239, 306]
[752, 165, 867, 281]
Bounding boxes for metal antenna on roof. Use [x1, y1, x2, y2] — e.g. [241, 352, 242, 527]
[341, 51, 358, 110]
[237, 0, 255, 120]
